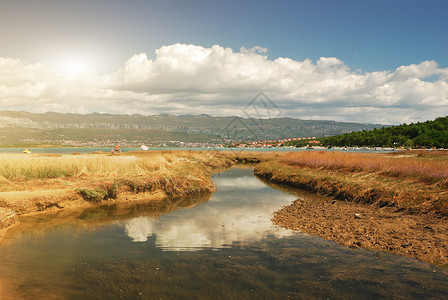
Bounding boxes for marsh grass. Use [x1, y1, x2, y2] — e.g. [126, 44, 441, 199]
[0, 151, 226, 180]
[0, 151, 230, 203]
[0, 154, 128, 179]
[280, 151, 448, 186]
[7, 149, 445, 214]
[256, 151, 448, 215]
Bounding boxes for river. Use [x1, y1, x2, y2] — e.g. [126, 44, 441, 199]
[0, 168, 447, 299]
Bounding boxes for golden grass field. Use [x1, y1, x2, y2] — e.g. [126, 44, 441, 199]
[0, 151, 224, 181]
[0, 151, 233, 222]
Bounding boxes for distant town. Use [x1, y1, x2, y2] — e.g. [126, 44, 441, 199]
[222, 137, 321, 148]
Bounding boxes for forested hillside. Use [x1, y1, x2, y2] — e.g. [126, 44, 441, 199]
[320, 116, 448, 148]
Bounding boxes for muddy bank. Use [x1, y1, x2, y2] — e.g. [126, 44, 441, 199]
[0, 174, 218, 244]
[253, 155, 448, 267]
[254, 162, 448, 215]
[0, 192, 211, 245]
[0, 208, 17, 229]
[0, 150, 233, 235]
[271, 188, 448, 268]
[0, 176, 213, 218]
[0, 189, 170, 245]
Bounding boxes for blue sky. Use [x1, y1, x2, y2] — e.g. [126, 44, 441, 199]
[0, 0, 447, 124]
[2, 0, 446, 72]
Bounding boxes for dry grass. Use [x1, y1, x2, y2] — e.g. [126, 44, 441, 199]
[280, 151, 448, 186]
[3, 149, 446, 215]
[0, 151, 233, 205]
[0, 151, 231, 181]
[255, 151, 448, 215]
[0, 154, 139, 179]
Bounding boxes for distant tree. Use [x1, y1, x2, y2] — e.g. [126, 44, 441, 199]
[404, 139, 414, 147]
[320, 116, 448, 148]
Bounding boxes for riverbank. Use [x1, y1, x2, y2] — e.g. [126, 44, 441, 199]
[0, 151, 236, 240]
[255, 151, 448, 267]
[1, 150, 448, 268]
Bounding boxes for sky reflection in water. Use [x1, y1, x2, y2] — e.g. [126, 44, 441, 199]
[121, 170, 297, 249]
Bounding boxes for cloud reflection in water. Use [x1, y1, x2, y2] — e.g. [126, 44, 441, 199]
[122, 168, 297, 250]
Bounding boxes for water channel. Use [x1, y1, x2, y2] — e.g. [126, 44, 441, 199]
[1, 168, 447, 299]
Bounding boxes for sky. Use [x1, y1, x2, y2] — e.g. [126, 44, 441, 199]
[0, 0, 447, 124]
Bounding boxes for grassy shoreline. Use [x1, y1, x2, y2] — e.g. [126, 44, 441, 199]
[1, 150, 447, 225]
[252, 151, 448, 267]
[0, 151, 235, 232]
[255, 151, 448, 215]
[0, 151, 446, 220]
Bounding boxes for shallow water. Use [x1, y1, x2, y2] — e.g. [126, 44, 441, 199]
[1, 168, 447, 299]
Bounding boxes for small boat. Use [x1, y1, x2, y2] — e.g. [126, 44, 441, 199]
[23, 148, 32, 154]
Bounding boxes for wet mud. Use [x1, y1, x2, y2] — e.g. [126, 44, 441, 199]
[273, 192, 448, 268]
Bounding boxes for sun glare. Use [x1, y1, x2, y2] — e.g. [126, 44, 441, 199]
[57, 58, 92, 76]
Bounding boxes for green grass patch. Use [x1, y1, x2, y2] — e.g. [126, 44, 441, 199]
[76, 184, 118, 202]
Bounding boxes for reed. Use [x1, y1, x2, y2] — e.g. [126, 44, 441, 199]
[0, 151, 230, 181]
[0, 151, 216, 202]
[255, 151, 448, 215]
[280, 151, 448, 186]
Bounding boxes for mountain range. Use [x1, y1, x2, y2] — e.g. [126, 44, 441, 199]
[0, 111, 385, 147]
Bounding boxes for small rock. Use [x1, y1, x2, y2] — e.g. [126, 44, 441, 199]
[354, 213, 361, 219]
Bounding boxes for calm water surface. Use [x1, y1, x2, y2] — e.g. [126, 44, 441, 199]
[0, 168, 447, 299]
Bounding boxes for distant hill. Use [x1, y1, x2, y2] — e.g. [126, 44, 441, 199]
[0, 111, 384, 147]
[320, 116, 448, 148]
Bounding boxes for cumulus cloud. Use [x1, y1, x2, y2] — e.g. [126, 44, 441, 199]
[1, 44, 448, 124]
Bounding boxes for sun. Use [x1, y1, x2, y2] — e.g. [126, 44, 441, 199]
[56, 57, 92, 76]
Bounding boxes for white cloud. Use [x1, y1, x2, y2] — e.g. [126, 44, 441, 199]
[1, 44, 447, 124]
